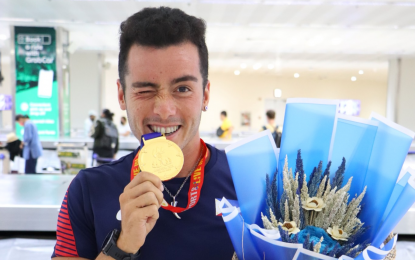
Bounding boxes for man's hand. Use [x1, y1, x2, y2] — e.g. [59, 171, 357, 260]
[117, 171, 164, 254]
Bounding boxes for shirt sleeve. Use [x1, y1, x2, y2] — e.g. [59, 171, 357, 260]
[52, 172, 98, 259]
[23, 124, 33, 145]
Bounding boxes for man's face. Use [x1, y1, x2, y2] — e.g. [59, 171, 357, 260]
[17, 119, 24, 127]
[220, 114, 225, 121]
[121, 117, 126, 125]
[117, 42, 210, 152]
[90, 115, 96, 121]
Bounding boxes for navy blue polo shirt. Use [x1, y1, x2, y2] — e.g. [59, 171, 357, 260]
[52, 143, 237, 259]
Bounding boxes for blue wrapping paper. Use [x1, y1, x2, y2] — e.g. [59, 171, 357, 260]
[330, 115, 378, 199]
[359, 113, 415, 243]
[218, 198, 398, 260]
[372, 173, 415, 247]
[225, 131, 279, 225]
[381, 170, 413, 222]
[250, 226, 301, 260]
[219, 198, 262, 260]
[278, 99, 339, 199]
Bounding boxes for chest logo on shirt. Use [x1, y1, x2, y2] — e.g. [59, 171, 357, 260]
[116, 210, 121, 221]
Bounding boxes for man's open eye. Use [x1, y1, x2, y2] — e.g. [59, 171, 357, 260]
[177, 86, 190, 93]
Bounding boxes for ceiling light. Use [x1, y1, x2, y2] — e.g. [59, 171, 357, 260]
[268, 64, 274, 69]
[253, 63, 262, 70]
[274, 89, 282, 98]
[234, 70, 240, 76]
[0, 34, 9, 41]
[351, 76, 357, 81]
[240, 63, 247, 69]
[359, 70, 364, 75]
[331, 38, 342, 45]
[294, 73, 300, 78]
[0, 18, 35, 22]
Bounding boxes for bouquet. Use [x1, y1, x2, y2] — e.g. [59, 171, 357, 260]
[217, 98, 415, 260]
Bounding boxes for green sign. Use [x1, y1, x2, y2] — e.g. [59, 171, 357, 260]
[62, 69, 71, 136]
[14, 26, 59, 139]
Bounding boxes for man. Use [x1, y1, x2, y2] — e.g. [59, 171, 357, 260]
[262, 110, 281, 148]
[52, 7, 236, 260]
[218, 111, 233, 139]
[15, 114, 42, 173]
[118, 116, 131, 137]
[85, 110, 97, 137]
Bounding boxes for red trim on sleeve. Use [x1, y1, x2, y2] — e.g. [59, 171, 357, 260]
[54, 190, 79, 257]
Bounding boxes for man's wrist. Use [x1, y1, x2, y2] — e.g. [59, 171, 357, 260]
[116, 232, 141, 254]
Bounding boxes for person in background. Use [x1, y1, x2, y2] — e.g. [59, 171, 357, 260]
[118, 116, 131, 137]
[262, 110, 282, 148]
[218, 110, 234, 139]
[84, 110, 97, 137]
[91, 109, 119, 163]
[15, 114, 43, 174]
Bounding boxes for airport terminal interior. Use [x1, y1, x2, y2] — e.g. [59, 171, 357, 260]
[0, 0, 415, 259]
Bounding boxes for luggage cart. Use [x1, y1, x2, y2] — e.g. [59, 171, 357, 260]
[57, 142, 88, 175]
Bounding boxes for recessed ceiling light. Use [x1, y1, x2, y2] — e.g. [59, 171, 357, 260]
[331, 38, 342, 45]
[274, 89, 282, 98]
[351, 76, 357, 81]
[234, 70, 240, 76]
[268, 64, 275, 69]
[294, 73, 300, 78]
[359, 70, 364, 75]
[253, 63, 262, 70]
[0, 34, 8, 41]
[240, 63, 247, 69]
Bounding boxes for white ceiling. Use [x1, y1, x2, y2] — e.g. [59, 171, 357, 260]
[1, 0, 415, 80]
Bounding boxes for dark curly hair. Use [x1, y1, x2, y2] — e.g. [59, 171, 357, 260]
[118, 7, 208, 92]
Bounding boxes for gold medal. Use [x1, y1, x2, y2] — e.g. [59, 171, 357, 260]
[138, 135, 184, 181]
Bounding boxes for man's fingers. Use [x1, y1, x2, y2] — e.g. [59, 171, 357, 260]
[129, 192, 161, 209]
[121, 181, 164, 206]
[131, 204, 160, 223]
[125, 171, 163, 192]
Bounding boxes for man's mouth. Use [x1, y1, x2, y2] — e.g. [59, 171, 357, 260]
[148, 125, 181, 136]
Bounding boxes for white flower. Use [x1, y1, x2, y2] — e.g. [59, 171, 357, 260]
[302, 197, 325, 212]
[327, 226, 349, 241]
[278, 221, 300, 235]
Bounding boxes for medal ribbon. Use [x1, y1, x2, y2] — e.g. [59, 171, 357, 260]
[131, 137, 208, 214]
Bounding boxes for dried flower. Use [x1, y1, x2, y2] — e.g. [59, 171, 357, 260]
[316, 175, 327, 199]
[279, 221, 301, 235]
[284, 199, 290, 223]
[261, 212, 274, 230]
[300, 173, 309, 203]
[327, 226, 349, 241]
[295, 150, 305, 189]
[332, 158, 346, 189]
[292, 194, 301, 228]
[283, 156, 294, 212]
[314, 236, 324, 253]
[303, 197, 325, 212]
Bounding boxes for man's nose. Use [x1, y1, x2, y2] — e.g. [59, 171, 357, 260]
[153, 94, 177, 120]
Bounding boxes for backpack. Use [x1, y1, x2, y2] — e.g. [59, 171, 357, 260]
[96, 119, 119, 150]
[216, 126, 225, 137]
[262, 125, 281, 148]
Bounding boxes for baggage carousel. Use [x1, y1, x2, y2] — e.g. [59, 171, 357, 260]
[0, 139, 414, 233]
[0, 174, 74, 231]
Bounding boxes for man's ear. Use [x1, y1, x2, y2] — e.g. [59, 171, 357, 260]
[117, 79, 126, 111]
[202, 80, 210, 109]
